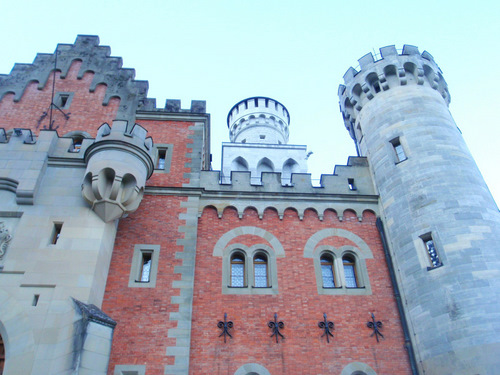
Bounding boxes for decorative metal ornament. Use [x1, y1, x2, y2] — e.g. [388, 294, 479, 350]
[318, 313, 334, 343]
[367, 312, 384, 342]
[268, 313, 285, 343]
[217, 313, 233, 343]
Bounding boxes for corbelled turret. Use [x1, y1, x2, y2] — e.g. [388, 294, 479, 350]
[82, 120, 154, 222]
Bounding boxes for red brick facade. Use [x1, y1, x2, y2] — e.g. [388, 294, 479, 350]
[189, 207, 411, 374]
[0, 61, 119, 135]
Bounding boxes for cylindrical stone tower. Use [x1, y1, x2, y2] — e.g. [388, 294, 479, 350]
[227, 96, 290, 144]
[339, 45, 500, 374]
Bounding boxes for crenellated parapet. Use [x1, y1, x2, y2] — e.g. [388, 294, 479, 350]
[0, 128, 57, 205]
[227, 97, 290, 144]
[138, 98, 207, 114]
[199, 157, 378, 220]
[338, 45, 450, 139]
[81, 120, 154, 222]
[0, 35, 148, 121]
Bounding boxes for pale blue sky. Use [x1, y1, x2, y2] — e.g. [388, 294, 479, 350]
[1, 0, 499, 204]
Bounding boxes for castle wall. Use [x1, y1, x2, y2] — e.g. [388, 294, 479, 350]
[102, 194, 191, 374]
[339, 46, 500, 374]
[0, 133, 117, 374]
[189, 206, 411, 374]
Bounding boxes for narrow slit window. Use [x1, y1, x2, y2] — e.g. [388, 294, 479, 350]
[156, 149, 167, 170]
[230, 253, 245, 287]
[139, 252, 152, 282]
[348, 178, 357, 191]
[32, 294, 40, 306]
[422, 233, 442, 269]
[129, 244, 160, 288]
[51, 223, 63, 244]
[343, 256, 358, 288]
[254, 253, 269, 288]
[390, 137, 407, 162]
[320, 254, 335, 288]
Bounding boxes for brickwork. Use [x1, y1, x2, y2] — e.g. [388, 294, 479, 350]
[0, 60, 120, 135]
[102, 194, 188, 374]
[140, 119, 196, 187]
[190, 206, 411, 374]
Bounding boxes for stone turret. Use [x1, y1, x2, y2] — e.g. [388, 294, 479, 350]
[339, 45, 500, 374]
[222, 97, 307, 184]
[82, 120, 154, 222]
[227, 97, 290, 144]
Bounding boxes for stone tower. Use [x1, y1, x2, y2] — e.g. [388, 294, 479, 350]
[339, 45, 500, 374]
[221, 96, 308, 184]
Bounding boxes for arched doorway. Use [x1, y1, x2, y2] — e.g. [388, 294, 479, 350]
[0, 334, 4, 374]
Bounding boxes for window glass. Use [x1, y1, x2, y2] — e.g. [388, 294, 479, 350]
[140, 253, 152, 282]
[343, 256, 358, 288]
[321, 255, 335, 288]
[231, 254, 245, 287]
[157, 149, 166, 170]
[254, 254, 268, 287]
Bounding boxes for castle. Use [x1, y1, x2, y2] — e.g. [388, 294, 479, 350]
[0, 35, 499, 375]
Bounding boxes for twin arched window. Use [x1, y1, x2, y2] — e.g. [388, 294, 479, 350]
[230, 251, 269, 288]
[319, 252, 360, 289]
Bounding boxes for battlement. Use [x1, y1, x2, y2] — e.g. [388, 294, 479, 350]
[227, 97, 290, 144]
[87, 120, 154, 175]
[338, 45, 450, 138]
[138, 98, 206, 114]
[198, 157, 378, 220]
[0, 35, 148, 121]
[201, 156, 375, 195]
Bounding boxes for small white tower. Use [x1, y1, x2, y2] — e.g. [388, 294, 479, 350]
[221, 97, 308, 184]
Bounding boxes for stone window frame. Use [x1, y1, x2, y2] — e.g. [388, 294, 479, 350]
[222, 244, 279, 295]
[154, 143, 173, 173]
[54, 91, 74, 110]
[319, 251, 338, 288]
[114, 364, 146, 375]
[417, 231, 445, 271]
[312, 245, 372, 296]
[49, 221, 63, 246]
[389, 136, 408, 164]
[128, 244, 160, 288]
[63, 130, 91, 153]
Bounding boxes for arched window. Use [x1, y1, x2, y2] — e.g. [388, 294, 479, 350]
[231, 252, 246, 287]
[0, 334, 4, 374]
[320, 253, 335, 288]
[343, 255, 358, 288]
[253, 253, 268, 288]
